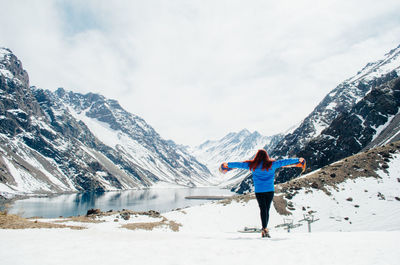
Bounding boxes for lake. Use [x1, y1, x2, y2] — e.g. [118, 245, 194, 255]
[5, 187, 235, 218]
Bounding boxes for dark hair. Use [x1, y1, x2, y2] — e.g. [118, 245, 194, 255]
[246, 149, 275, 171]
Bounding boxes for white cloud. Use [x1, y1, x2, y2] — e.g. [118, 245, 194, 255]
[1, 0, 400, 146]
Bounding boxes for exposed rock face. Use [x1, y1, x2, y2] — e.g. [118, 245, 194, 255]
[0, 47, 212, 197]
[297, 77, 400, 173]
[271, 44, 400, 159]
[234, 44, 400, 193]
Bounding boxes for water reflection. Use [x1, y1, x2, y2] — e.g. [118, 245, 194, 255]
[7, 187, 234, 218]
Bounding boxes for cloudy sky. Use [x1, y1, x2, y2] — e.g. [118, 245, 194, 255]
[1, 0, 400, 146]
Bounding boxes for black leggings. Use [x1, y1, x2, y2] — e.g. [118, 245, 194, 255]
[255, 191, 274, 229]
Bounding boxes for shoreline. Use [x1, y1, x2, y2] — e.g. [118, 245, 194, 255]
[0, 186, 237, 218]
[0, 183, 229, 203]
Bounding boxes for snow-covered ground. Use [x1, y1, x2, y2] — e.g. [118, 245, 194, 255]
[0, 228, 398, 265]
[1, 154, 399, 265]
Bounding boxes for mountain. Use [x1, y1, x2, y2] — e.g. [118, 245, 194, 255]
[191, 129, 283, 184]
[0, 47, 212, 198]
[271, 44, 400, 158]
[233, 44, 400, 193]
[297, 77, 400, 172]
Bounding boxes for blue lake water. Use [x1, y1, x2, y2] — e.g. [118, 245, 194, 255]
[6, 187, 235, 218]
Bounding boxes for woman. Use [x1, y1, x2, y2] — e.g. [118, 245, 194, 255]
[220, 149, 305, 238]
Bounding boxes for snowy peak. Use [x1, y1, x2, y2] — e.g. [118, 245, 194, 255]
[297, 77, 400, 171]
[0, 47, 29, 88]
[195, 129, 275, 162]
[0, 48, 213, 197]
[192, 129, 283, 184]
[234, 44, 400, 193]
[349, 44, 400, 83]
[43, 87, 213, 187]
[271, 44, 400, 159]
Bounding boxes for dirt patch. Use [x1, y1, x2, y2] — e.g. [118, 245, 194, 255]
[0, 211, 85, 230]
[121, 217, 182, 232]
[55, 216, 105, 224]
[270, 141, 400, 215]
[218, 193, 255, 206]
[273, 195, 291, 216]
[83, 209, 162, 219]
[276, 141, 400, 197]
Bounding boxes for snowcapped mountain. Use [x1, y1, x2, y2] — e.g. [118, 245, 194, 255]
[191, 129, 283, 184]
[0, 47, 212, 198]
[298, 77, 400, 171]
[271, 44, 400, 158]
[234, 44, 400, 193]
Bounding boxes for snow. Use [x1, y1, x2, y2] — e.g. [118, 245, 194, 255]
[0, 68, 13, 79]
[325, 101, 337, 111]
[1, 155, 51, 193]
[0, 47, 11, 59]
[18, 149, 72, 191]
[192, 130, 275, 185]
[68, 106, 121, 148]
[348, 46, 400, 84]
[385, 129, 400, 144]
[66, 104, 210, 186]
[0, 229, 398, 265]
[371, 111, 398, 142]
[312, 119, 327, 137]
[0, 182, 16, 193]
[0, 153, 399, 264]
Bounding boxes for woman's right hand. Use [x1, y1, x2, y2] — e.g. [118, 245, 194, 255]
[219, 162, 230, 174]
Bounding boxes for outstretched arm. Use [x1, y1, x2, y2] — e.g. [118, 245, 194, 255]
[219, 162, 249, 174]
[227, 162, 250, 170]
[274, 158, 302, 168]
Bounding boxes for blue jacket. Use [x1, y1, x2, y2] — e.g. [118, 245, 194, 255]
[228, 158, 300, 193]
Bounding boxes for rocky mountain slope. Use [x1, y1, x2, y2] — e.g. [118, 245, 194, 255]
[233, 44, 400, 193]
[271, 44, 400, 158]
[297, 77, 400, 173]
[0, 47, 212, 198]
[272, 140, 400, 228]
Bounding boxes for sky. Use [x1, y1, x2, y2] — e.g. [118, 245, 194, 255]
[1, 0, 400, 146]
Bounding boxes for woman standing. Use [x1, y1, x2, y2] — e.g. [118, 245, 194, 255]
[220, 149, 305, 238]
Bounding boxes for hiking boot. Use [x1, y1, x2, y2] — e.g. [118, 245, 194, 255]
[261, 228, 271, 238]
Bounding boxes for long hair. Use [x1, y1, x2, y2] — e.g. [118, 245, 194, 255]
[246, 149, 275, 171]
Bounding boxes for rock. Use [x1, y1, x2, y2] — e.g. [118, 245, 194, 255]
[120, 212, 131, 220]
[395, 197, 400, 201]
[346, 197, 353, 202]
[354, 205, 360, 208]
[344, 217, 349, 221]
[311, 182, 319, 189]
[377, 192, 386, 200]
[285, 193, 293, 200]
[86, 208, 101, 216]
